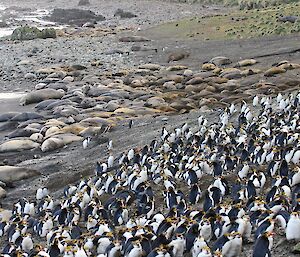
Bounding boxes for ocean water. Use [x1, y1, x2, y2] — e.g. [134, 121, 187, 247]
[0, 5, 65, 38]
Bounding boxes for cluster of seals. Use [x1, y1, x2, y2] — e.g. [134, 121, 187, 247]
[1, 57, 300, 159]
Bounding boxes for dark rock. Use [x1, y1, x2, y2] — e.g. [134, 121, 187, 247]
[48, 8, 105, 26]
[114, 9, 137, 19]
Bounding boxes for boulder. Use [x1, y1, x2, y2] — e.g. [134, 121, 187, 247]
[48, 8, 105, 26]
[11, 26, 56, 41]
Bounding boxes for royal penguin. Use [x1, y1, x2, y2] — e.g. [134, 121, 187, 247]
[286, 212, 300, 241]
[252, 231, 274, 257]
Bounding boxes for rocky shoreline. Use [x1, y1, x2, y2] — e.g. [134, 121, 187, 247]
[0, 1, 300, 256]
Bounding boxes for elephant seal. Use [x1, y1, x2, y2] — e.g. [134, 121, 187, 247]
[167, 52, 190, 63]
[234, 59, 257, 67]
[0, 166, 40, 183]
[0, 112, 20, 122]
[119, 36, 150, 42]
[10, 112, 44, 122]
[41, 133, 82, 152]
[20, 88, 65, 105]
[264, 67, 286, 77]
[209, 56, 232, 66]
[41, 137, 64, 152]
[34, 99, 58, 110]
[7, 127, 39, 139]
[0, 121, 18, 132]
[0, 139, 40, 152]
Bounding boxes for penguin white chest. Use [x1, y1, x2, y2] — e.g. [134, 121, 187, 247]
[286, 214, 300, 241]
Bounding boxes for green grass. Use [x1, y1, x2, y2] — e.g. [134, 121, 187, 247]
[145, 2, 300, 40]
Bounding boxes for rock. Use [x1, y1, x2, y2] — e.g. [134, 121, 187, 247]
[48, 8, 105, 26]
[0, 139, 40, 152]
[24, 72, 37, 80]
[78, 0, 90, 6]
[119, 36, 150, 42]
[20, 89, 65, 105]
[114, 8, 137, 19]
[11, 26, 56, 41]
[209, 56, 232, 66]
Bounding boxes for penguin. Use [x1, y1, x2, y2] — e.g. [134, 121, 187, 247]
[83, 137, 91, 149]
[129, 120, 134, 129]
[252, 231, 273, 257]
[21, 233, 34, 253]
[75, 245, 88, 257]
[197, 246, 212, 257]
[168, 233, 185, 256]
[189, 184, 202, 204]
[36, 187, 49, 200]
[185, 223, 200, 253]
[286, 212, 300, 241]
[255, 218, 275, 239]
[191, 236, 208, 257]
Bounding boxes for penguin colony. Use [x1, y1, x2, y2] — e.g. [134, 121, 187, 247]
[1, 91, 300, 257]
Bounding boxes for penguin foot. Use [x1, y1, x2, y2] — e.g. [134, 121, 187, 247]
[243, 238, 254, 244]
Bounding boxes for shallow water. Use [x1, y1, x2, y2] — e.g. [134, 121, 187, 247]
[0, 5, 65, 38]
[0, 92, 25, 100]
